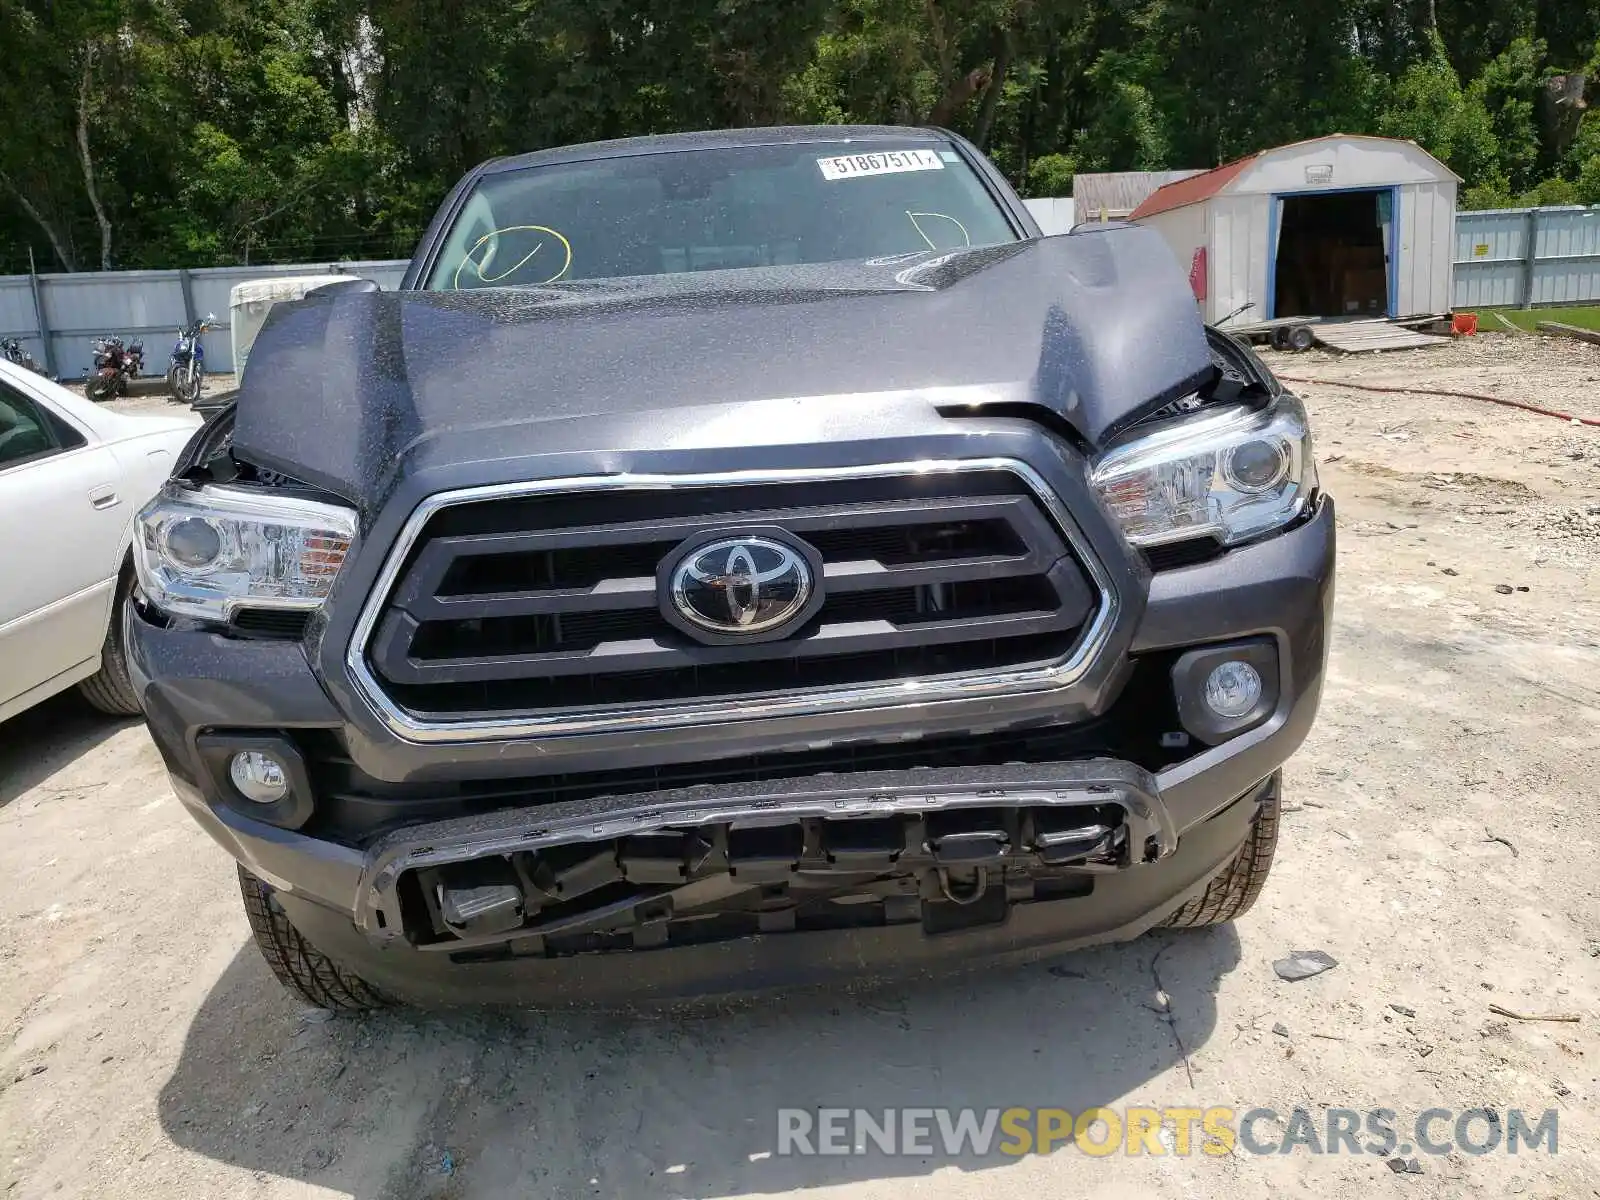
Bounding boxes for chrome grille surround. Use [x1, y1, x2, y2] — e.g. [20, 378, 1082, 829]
[346, 459, 1119, 744]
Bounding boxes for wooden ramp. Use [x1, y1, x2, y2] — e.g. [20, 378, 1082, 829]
[1313, 319, 1451, 354]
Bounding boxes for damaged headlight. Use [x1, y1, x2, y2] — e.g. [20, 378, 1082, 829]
[133, 482, 356, 621]
[1089, 392, 1316, 547]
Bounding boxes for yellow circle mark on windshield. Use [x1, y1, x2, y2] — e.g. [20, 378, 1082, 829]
[906, 211, 972, 251]
[452, 224, 574, 289]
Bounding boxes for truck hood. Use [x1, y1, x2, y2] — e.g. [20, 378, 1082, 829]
[233, 225, 1212, 512]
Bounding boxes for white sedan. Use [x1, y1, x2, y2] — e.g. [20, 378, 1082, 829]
[0, 361, 197, 721]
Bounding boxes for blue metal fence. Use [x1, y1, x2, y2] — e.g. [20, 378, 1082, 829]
[0, 259, 408, 379]
[1453, 206, 1600, 310]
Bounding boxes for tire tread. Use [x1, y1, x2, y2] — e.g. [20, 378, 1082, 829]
[237, 866, 393, 1012]
[1162, 784, 1281, 928]
[77, 572, 141, 715]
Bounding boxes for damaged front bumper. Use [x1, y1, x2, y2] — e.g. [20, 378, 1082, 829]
[170, 756, 1273, 1005]
[362, 759, 1179, 953]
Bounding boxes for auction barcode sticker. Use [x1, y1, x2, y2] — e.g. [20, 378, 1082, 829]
[817, 149, 945, 180]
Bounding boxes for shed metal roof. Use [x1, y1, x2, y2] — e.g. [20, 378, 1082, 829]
[1129, 135, 1460, 220]
[1128, 157, 1254, 220]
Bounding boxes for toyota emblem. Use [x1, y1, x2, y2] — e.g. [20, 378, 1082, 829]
[668, 536, 814, 636]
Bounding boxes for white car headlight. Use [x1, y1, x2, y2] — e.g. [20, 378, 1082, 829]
[1089, 392, 1316, 547]
[134, 483, 356, 622]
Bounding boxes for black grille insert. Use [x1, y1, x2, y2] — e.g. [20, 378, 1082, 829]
[230, 609, 312, 639]
[367, 471, 1102, 718]
[1143, 536, 1224, 572]
[435, 518, 1025, 597]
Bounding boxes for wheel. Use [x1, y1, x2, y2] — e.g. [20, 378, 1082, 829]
[77, 571, 141, 715]
[238, 866, 394, 1012]
[1287, 325, 1316, 352]
[177, 366, 203, 405]
[85, 374, 116, 402]
[1269, 326, 1291, 350]
[1162, 780, 1280, 928]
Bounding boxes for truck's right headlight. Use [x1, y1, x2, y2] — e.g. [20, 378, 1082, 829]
[1089, 392, 1316, 547]
[134, 482, 357, 622]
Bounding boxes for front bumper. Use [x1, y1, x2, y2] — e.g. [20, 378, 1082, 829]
[130, 495, 1333, 1004]
[205, 768, 1275, 1005]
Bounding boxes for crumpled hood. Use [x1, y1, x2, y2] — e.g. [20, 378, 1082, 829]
[233, 224, 1212, 511]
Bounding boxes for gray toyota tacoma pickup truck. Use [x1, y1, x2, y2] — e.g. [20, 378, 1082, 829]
[128, 126, 1333, 1009]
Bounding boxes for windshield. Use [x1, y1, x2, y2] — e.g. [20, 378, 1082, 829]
[425, 140, 1019, 290]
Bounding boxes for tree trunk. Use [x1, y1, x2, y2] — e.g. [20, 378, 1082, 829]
[1017, 77, 1037, 188]
[1540, 73, 1588, 163]
[927, 66, 991, 128]
[0, 171, 77, 271]
[1039, 46, 1065, 148]
[972, 29, 1014, 150]
[76, 43, 114, 271]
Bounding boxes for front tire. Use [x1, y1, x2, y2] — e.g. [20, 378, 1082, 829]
[1162, 780, 1280, 928]
[238, 866, 394, 1012]
[176, 365, 203, 404]
[85, 374, 117, 402]
[77, 572, 141, 715]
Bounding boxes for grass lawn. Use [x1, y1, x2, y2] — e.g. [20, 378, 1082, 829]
[1473, 305, 1600, 333]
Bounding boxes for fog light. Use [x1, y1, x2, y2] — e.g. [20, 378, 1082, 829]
[229, 751, 289, 804]
[1203, 661, 1263, 718]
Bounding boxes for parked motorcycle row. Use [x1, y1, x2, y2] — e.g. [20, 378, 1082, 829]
[69, 313, 216, 403]
[0, 337, 53, 380]
[85, 335, 146, 400]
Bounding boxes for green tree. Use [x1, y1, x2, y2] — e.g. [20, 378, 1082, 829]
[1576, 153, 1600, 204]
[1522, 175, 1580, 204]
[1073, 60, 1167, 171]
[1378, 34, 1501, 185]
[1475, 37, 1546, 190]
[1025, 152, 1076, 196]
[3, 0, 1598, 275]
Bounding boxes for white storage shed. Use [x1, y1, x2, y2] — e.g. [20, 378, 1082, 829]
[1129, 135, 1459, 325]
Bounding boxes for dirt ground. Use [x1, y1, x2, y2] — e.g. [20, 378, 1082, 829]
[71, 372, 236, 420]
[2, 333, 1597, 1199]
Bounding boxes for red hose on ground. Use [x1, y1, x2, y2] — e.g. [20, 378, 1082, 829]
[1275, 373, 1600, 429]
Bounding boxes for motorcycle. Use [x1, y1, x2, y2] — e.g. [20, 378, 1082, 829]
[1, 337, 51, 379]
[85, 336, 144, 401]
[166, 313, 215, 405]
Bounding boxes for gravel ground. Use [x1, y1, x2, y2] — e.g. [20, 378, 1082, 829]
[87, 373, 236, 421]
[2, 334, 1597, 1199]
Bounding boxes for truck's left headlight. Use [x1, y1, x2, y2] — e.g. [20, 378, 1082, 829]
[1089, 392, 1316, 548]
[134, 483, 357, 622]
